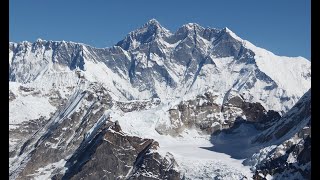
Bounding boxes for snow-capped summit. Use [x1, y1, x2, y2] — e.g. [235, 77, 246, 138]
[182, 22, 203, 30]
[116, 19, 171, 50]
[144, 18, 162, 27]
[138, 18, 168, 34]
[35, 38, 44, 42]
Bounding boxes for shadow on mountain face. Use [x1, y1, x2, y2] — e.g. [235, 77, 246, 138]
[200, 119, 263, 160]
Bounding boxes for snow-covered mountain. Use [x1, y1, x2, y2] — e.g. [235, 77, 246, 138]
[9, 19, 311, 179]
[9, 19, 310, 112]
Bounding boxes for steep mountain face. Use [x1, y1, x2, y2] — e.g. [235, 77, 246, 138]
[249, 89, 311, 179]
[9, 19, 311, 179]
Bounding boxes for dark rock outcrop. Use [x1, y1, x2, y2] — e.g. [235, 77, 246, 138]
[115, 98, 161, 113]
[253, 136, 311, 180]
[64, 123, 180, 180]
[161, 91, 282, 136]
[252, 89, 311, 180]
[9, 90, 16, 101]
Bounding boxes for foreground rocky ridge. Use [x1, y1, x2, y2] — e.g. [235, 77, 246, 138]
[9, 82, 180, 180]
[61, 121, 180, 180]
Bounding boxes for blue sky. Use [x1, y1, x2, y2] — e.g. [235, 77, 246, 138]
[10, 0, 310, 59]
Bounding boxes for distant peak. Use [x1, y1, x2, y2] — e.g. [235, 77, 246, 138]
[222, 27, 234, 34]
[221, 27, 272, 56]
[223, 27, 231, 31]
[177, 23, 205, 35]
[181, 22, 202, 30]
[223, 27, 243, 42]
[141, 18, 164, 30]
[135, 19, 168, 35]
[185, 22, 201, 27]
[36, 38, 44, 42]
[21, 40, 32, 45]
[116, 19, 172, 50]
[146, 18, 160, 26]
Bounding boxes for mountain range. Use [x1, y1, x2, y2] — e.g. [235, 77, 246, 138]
[9, 19, 311, 180]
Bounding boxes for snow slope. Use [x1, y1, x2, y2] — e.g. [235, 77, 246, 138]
[226, 28, 310, 102]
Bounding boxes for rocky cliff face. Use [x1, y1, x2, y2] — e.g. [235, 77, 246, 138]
[253, 136, 311, 180]
[62, 122, 180, 180]
[247, 90, 311, 179]
[156, 91, 281, 136]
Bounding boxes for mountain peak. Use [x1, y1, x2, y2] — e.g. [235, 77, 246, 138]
[144, 18, 161, 26]
[223, 27, 231, 32]
[185, 22, 201, 28]
[180, 23, 203, 31]
[139, 18, 165, 32]
[223, 27, 242, 41]
[116, 19, 170, 50]
[36, 38, 44, 42]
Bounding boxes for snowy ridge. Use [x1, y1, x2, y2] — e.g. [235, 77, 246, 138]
[225, 28, 310, 100]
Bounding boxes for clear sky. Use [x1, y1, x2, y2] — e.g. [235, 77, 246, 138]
[9, 0, 310, 60]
